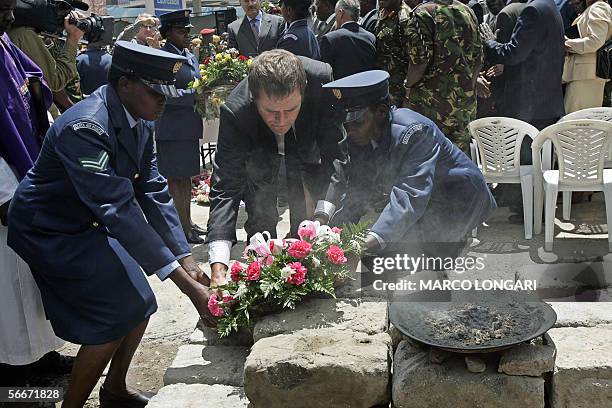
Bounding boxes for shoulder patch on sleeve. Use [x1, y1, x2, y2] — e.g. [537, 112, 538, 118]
[401, 123, 424, 144]
[72, 121, 106, 136]
[283, 33, 298, 41]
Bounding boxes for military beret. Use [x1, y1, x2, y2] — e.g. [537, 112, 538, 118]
[322, 70, 390, 122]
[112, 41, 188, 97]
[200, 28, 215, 36]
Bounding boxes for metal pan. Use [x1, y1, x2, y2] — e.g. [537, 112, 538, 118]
[389, 299, 557, 354]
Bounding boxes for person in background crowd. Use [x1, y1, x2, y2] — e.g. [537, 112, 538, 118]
[484, 0, 505, 29]
[0, 0, 70, 385]
[49, 36, 83, 113]
[227, 0, 285, 57]
[278, 0, 321, 59]
[562, 0, 612, 113]
[374, 0, 412, 105]
[76, 40, 112, 96]
[556, 0, 580, 31]
[476, 0, 512, 117]
[155, 10, 206, 244]
[313, 0, 338, 38]
[320, 0, 376, 79]
[468, 0, 486, 23]
[496, 0, 528, 42]
[315, 70, 496, 260]
[359, 0, 378, 33]
[480, 0, 565, 131]
[8, 40, 216, 408]
[403, 0, 482, 152]
[196, 28, 216, 63]
[7, 1, 85, 118]
[206, 49, 345, 289]
[116, 13, 161, 48]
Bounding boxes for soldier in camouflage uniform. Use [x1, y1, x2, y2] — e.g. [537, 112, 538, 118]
[404, 0, 483, 152]
[374, 0, 412, 105]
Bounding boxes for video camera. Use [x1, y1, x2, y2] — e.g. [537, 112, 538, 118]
[69, 14, 114, 44]
[13, 0, 114, 44]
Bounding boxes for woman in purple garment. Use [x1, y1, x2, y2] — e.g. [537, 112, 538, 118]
[0, 0, 70, 384]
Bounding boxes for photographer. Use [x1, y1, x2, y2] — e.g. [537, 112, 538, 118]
[8, 1, 85, 103]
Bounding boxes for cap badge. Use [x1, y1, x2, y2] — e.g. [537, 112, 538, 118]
[332, 89, 342, 100]
[173, 61, 183, 74]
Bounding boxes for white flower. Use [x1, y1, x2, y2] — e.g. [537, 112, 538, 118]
[236, 282, 248, 298]
[280, 265, 293, 279]
[312, 257, 321, 268]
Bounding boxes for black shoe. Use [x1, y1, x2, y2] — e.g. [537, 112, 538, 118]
[191, 224, 207, 235]
[186, 230, 205, 244]
[99, 385, 153, 408]
[35, 351, 74, 375]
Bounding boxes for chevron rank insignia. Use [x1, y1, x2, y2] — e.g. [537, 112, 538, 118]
[78, 151, 109, 172]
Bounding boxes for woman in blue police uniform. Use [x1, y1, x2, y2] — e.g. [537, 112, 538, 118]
[316, 71, 497, 259]
[277, 0, 321, 59]
[155, 10, 206, 244]
[8, 42, 216, 408]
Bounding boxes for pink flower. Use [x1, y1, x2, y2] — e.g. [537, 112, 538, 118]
[230, 261, 244, 282]
[222, 294, 236, 308]
[326, 245, 347, 265]
[208, 294, 224, 317]
[286, 262, 308, 285]
[246, 261, 261, 281]
[287, 240, 312, 259]
[298, 220, 319, 241]
[331, 227, 342, 235]
[269, 239, 286, 255]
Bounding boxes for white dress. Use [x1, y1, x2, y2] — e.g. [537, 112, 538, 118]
[0, 157, 63, 365]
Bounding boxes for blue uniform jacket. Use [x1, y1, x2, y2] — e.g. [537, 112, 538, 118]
[8, 85, 190, 275]
[277, 19, 321, 60]
[76, 48, 112, 95]
[333, 108, 496, 246]
[155, 43, 203, 141]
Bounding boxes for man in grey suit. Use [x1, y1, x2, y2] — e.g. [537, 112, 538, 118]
[227, 0, 285, 57]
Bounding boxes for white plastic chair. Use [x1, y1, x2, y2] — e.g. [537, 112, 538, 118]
[531, 119, 612, 251]
[557, 108, 612, 215]
[469, 117, 545, 239]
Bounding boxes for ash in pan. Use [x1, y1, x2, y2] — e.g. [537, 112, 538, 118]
[421, 302, 544, 347]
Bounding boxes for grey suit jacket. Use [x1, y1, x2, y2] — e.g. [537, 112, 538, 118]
[227, 12, 284, 57]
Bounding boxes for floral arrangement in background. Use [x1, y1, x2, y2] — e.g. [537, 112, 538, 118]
[261, 1, 282, 15]
[191, 169, 212, 206]
[208, 220, 369, 337]
[188, 48, 252, 120]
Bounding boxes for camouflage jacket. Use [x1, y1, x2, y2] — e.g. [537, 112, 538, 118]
[404, 0, 483, 151]
[374, 3, 412, 104]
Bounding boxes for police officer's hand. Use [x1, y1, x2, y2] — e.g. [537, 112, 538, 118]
[64, 11, 85, 47]
[169, 266, 217, 327]
[0, 200, 9, 226]
[180, 255, 211, 287]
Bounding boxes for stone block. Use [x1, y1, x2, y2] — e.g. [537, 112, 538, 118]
[393, 340, 544, 408]
[244, 328, 391, 408]
[550, 302, 612, 328]
[252, 298, 388, 341]
[188, 321, 253, 347]
[498, 333, 556, 377]
[549, 325, 612, 408]
[148, 384, 250, 408]
[164, 344, 249, 387]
